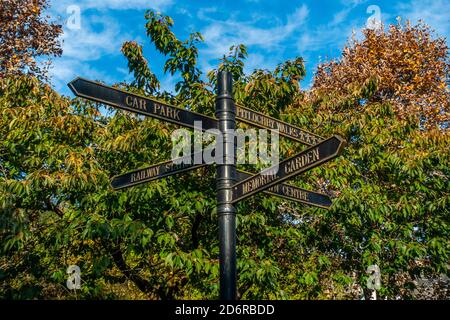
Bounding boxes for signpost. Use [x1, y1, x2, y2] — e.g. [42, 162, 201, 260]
[215, 72, 237, 300]
[68, 71, 346, 300]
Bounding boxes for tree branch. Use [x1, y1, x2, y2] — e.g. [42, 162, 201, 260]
[191, 213, 202, 249]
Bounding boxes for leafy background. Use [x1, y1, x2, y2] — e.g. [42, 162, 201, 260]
[0, 0, 448, 299]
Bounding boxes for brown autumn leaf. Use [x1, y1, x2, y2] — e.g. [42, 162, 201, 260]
[0, 0, 62, 80]
[310, 21, 449, 130]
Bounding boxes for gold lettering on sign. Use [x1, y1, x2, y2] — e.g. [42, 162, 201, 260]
[164, 162, 189, 172]
[236, 106, 321, 145]
[153, 103, 181, 121]
[242, 174, 278, 194]
[125, 96, 133, 107]
[285, 147, 320, 174]
[281, 185, 308, 201]
[130, 166, 160, 183]
[125, 96, 147, 111]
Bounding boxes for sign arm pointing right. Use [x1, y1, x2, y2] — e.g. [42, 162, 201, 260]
[232, 135, 346, 203]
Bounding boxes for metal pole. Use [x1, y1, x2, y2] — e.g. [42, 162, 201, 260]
[216, 71, 237, 300]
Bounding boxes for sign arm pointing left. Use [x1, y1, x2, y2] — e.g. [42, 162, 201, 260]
[68, 78, 218, 131]
[110, 151, 207, 190]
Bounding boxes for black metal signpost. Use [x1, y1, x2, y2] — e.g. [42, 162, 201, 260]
[215, 72, 237, 300]
[68, 71, 346, 301]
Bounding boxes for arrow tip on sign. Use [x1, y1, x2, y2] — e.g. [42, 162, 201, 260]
[67, 77, 83, 96]
[322, 196, 333, 208]
[332, 134, 347, 154]
[110, 176, 122, 191]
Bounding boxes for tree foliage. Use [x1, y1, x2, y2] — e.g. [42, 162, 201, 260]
[0, 0, 62, 80]
[312, 21, 450, 130]
[0, 9, 448, 300]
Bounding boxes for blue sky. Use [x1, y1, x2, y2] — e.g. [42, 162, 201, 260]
[46, 0, 450, 96]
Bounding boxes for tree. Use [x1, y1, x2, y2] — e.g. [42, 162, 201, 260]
[312, 21, 449, 130]
[0, 0, 62, 80]
[1, 10, 448, 300]
[303, 21, 449, 298]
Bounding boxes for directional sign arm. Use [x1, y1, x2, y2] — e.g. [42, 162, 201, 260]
[235, 104, 324, 146]
[68, 78, 218, 131]
[236, 171, 332, 209]
[111, 152, 207, 190]
[232, 135, 346, 203]
[113, 163, 333, 208]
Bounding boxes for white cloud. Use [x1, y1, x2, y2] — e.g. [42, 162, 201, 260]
[396, 0, 450, 38]
[201, 4, 308, 51]
[48, 12, 135, 93]
[60, 15, 128, 61]
[159, 74, 179, 94]
[49, 58, 117, 95]
[244, 52, 278, 74]
[45, 0, 163, 94]
[176, 7, 192, 18]
[51, 0, 173, 12]
[198, 4, 309, 74]
[331, 7, 352, 26]
[340, 0, 368, 6]
[295, 15, 360, 57]
[296, 23, 357, 54]
[197, 7, 219, 21]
